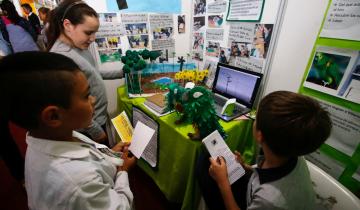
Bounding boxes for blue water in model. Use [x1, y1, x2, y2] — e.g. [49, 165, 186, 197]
[152, 77, 173, 85]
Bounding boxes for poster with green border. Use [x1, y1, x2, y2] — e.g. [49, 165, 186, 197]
[299, 0, 360, 196]
[226, 0, 265, 22]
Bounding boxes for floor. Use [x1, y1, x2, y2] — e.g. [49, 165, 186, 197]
[0, 159, 181, 210]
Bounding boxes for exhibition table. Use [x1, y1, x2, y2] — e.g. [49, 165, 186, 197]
[117, 86, 256, 210]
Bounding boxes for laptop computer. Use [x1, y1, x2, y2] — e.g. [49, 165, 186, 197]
[212, 63, 263, 121]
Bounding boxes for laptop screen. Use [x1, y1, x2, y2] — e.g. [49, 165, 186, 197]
[212, 63, 263, 108]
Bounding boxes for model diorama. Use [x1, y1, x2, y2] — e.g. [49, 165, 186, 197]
[121, 50, 197, 96]
[166, 83, 226, 140]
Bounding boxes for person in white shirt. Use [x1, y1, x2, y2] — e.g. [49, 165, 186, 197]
[0, 51, 136, 210]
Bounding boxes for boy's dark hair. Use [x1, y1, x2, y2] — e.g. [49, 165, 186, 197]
[0, 52, 80, 129]
[46, 0, 98, 51]
[256, 91, 332, 157]
[21, 3, 33, 12]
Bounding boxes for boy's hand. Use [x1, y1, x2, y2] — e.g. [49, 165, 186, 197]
[111, 142, 130, 153]
[234, 151, 253, 171]
[118, 147, 136, 172]
[209, 156, 230, 186]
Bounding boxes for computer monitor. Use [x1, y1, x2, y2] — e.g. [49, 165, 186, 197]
[212, 63, 263, 108]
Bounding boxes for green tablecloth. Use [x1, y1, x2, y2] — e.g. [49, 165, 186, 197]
[117, 86, 256, 210]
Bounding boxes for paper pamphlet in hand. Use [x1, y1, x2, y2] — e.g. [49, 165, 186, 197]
[111, 111, 133, 142]
[129, 121, 155, 159]
[202, 130, 245, 185]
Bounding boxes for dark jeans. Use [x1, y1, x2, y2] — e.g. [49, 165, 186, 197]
[196, 147, 252, 210]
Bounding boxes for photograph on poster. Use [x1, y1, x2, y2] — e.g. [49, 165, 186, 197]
[304, 47, 360, 104]
[192, 32, 204, 51]
[99, 13, 117, 23]
[128, 35, 149, 49]
[98, 49, 122, 63]
[205, 41, 220, 57]
[193, 16, 205, 31]
[125, 23, 148, 35]
[95, 38, 108, 50]
[178, 15, 185, 34]
[219, 47, 230, 64]
[250, 24, 273, 59]
[194, 0, 206, 16]
[231, 41, 251, 58]
[192, 50, 203, 61]
[208, 15, 224, 28]
[306, 52, 350, 90]
[152, 27, 173, 40]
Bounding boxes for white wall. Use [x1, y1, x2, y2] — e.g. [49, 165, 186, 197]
[262, 0, 329, 95]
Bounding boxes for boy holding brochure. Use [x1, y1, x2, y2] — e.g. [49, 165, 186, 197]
[0, 52, 136, 210]
[200, 91, 332, 210]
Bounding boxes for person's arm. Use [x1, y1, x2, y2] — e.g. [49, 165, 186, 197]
[209, 157, 241, 210]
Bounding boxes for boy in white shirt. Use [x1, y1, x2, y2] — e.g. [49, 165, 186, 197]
[0, 51, 136, 210]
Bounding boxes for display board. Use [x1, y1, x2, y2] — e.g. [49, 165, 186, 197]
[299, 0, 360, 195]
[190, 0, 286, 104]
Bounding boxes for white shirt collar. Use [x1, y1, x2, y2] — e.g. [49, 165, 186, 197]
[26, 131, 95, 159]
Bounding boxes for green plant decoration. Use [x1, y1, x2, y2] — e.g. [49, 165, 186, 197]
[166, 83, 226, 140]
[121, 50, 147, 94]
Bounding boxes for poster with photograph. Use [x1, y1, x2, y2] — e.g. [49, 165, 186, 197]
[207, 0, 227, 13]
[205, 41, 220, 57]
[178, 15, 186, 34]
[192, 32, 204, 51]
[128, 35, 149, 49]
[193, 16, 205, 31]
[96, 13, 124, 38]
[226, 23, 273, 72]
[194, 0, 206, 16]
[227, 0, 264, 21]
[320, 0, 360, 41]
[95, 35, 122, 63]
[303, 46, 360, 104]
[208, 15, 224, 28]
